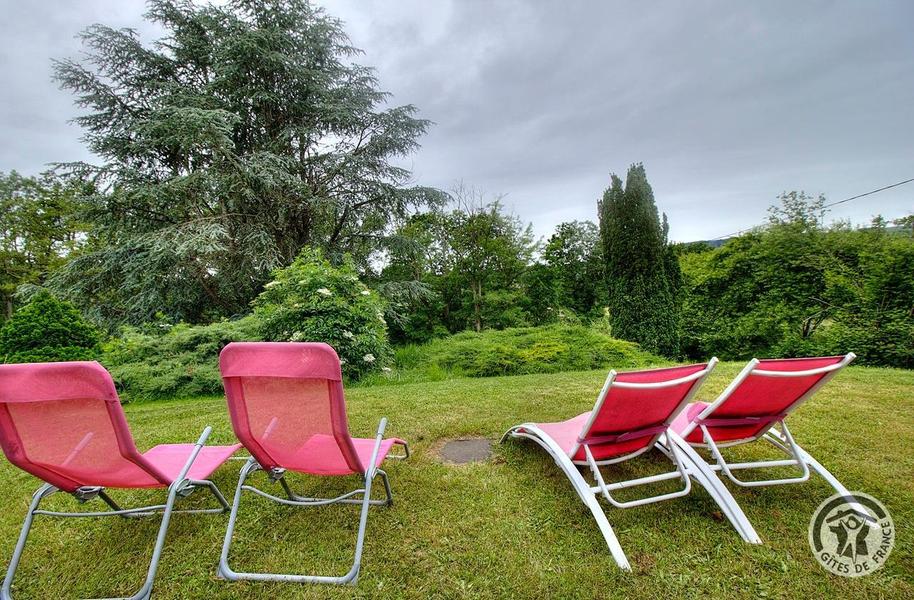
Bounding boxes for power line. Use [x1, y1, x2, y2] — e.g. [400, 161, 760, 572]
[822, 177, 914, 208]
[709, 177, 914, 241]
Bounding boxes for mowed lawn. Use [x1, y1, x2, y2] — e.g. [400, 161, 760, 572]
[0, 363, 912, 599]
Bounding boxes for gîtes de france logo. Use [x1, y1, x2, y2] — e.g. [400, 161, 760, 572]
[808, 491, 895, 577]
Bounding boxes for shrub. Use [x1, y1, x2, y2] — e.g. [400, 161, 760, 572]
[254, 248, 391, 380]
[479, 289, 531, 330]
[0, 290, 101, 363]
[102, 316, 260, 400]
[383, 324, 660, 381]
[679, 220, 914, 368]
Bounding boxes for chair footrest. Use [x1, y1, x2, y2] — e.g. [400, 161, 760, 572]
[589, 470, 684, 493]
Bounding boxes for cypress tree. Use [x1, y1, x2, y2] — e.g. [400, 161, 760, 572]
[597, 164, 680, 355]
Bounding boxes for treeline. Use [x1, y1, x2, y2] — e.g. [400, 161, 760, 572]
[4, 169, 913, 372]
[679, 194, 914, 368]
[374, 184, 913, 368]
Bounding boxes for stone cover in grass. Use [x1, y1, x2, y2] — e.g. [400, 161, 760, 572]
[438, 438, 493, 464]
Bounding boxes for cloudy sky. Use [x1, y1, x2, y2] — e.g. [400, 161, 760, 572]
[1, 1, 912, 242]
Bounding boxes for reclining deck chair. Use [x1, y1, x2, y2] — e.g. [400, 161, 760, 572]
[0, 361, 240, 600]
[501, 360, 760, 571]
[217, 342, 409, 586]
[670, 353, 857, 495]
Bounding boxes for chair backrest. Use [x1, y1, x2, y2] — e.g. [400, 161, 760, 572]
[572, 359, 717, 462]
[219, 342, 364, 475]
[0, 362, 168, 492]
[692, 353, 856, 444]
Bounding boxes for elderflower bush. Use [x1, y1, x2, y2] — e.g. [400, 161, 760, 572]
[254, 248, 391, 380]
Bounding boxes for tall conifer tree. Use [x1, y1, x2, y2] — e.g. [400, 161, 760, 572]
[48, 0, 444, 328]
[597, 164, 680, 355]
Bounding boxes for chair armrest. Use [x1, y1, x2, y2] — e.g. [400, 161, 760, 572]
[365, 418, 388, 479]
[170, 426, 213, 489]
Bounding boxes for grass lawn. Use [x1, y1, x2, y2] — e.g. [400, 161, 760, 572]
[0, 362, 912, 598]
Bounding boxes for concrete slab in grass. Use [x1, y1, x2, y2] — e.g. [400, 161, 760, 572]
[438, 438, 493, 464]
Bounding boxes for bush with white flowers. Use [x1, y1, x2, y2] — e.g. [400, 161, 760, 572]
[253, 248, 391, 379]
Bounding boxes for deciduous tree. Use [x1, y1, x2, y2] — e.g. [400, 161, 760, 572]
[0, 171, 90, 319]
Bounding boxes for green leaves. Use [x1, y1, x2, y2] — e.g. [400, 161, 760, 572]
[49, 0, 439, 328]
[0, 171, 91, 319]
[679, 195, 914, 368]
[0, 290, 101, 363]
[389, 324, 658, 380]
[597, 164, 680, 356]
[254, 247, 391, 379]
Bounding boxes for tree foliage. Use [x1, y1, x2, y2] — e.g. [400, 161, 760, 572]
[379, 190, 536, 337]
[0, 171, 90, 319]
[442, 197, 536, 332]
[0, 290, 101, 363]
[542, 220, 604, 316]
[254, 248, 391, 379]
[598, 164, 680, 356]
[49, 0, 443, 328]
[680, 193, 914, 368]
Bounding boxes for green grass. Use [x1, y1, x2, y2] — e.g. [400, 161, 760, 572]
[0, 363, 912, 598]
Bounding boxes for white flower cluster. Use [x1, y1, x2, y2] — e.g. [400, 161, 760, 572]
[362, 353, 375, 363]
[316, 288, 332, 297]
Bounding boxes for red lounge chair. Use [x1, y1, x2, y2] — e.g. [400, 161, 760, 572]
[670, 354, 857, 493]
[217, 342, 409, 586]
[502, 360, 760, 571]
[0, 361, 239, 600]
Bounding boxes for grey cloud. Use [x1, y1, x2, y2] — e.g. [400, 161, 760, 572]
[2, 0, 911, 241]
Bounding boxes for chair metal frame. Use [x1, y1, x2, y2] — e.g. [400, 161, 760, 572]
[218, 418, 409, 586]
[675, 353, 856, 492]
[2, 427, 230, 600]
[502, 360, 761, 571]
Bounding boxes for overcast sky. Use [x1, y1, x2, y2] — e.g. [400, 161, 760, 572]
[1, 1, 912, 242]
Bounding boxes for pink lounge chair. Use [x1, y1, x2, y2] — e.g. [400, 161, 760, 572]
[669, 354, 857, 494]
[0, 361, 240, 600]
[501, 360, 760, 571]
[217, 342, 409, 586]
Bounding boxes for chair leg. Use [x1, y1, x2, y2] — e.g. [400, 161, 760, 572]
[501, 425, 632, 571]
[585, 443, 693, 509]
[1, 483, 57, 600]
[127, 478, 187, 600]
[186, 478, 231, 512]
[1, 479, 211, 600]
[376, 469, 394, 506]
[219, 449, 392, 584]
[663, 432, 762, 545]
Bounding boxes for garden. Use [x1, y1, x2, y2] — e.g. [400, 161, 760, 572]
[0, 1, 912, 598]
